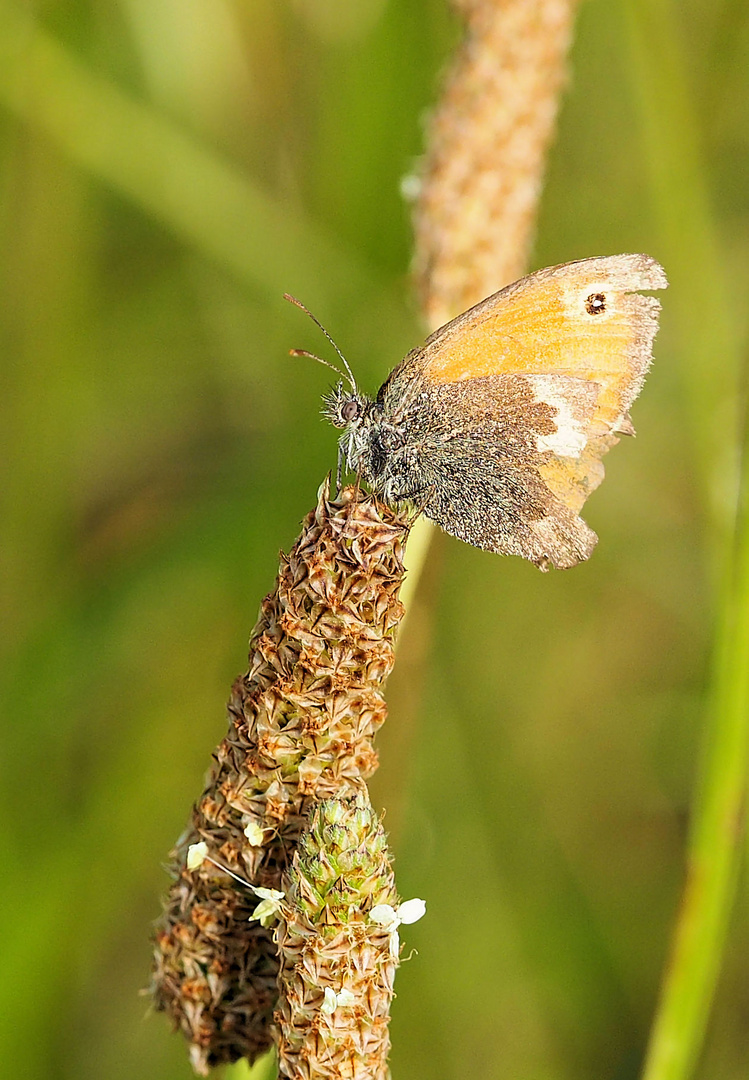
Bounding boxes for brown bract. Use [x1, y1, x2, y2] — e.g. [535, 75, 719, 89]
[150, 482, 410, 1073]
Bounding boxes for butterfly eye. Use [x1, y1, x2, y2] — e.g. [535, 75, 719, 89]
[341, 398, 360, 422]
[585, 292, 607, 315]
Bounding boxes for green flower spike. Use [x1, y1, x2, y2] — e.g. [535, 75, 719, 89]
[275, 795, 423, 1080]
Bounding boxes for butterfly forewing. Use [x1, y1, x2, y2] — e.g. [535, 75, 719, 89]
[379, 254, 667, 568]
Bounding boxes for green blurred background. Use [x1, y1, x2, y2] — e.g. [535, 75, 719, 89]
[1, 1, 748, 1078]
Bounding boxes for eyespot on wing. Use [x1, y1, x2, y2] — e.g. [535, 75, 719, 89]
[408, 253, 667, 437]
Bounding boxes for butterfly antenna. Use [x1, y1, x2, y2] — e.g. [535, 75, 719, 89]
[288, 347, 348, 381]
[284, 293, 357, 391]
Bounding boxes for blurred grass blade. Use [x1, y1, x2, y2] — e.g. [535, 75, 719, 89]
[642, 377, 749, 1080]
[625, 3, 748, 1078]
[0, 2, 375, 313]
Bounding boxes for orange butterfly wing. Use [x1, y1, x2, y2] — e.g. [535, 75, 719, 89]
[411, 253, 666, 519]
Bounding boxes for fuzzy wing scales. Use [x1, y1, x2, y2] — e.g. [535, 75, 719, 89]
[408, 374, 600, 569]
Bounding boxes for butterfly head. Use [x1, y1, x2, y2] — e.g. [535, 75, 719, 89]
[283, 293, 367, 432]
[322, 382, 369, 430]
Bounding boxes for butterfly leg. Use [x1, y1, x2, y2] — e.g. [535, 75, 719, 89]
[406, 484, 435, 525]
[379, 476, 434, 522]
[335, 440, 345, 495]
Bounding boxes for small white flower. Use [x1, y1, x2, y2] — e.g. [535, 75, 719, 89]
[186, 842, 208, 871]
[400, 172, 422, 202]
[320, 986, 357, 1015]
[370, 898, 426, 958]
[395, 898, 427, 925]
[243, 821, 265, 846]
[369, 903, 399, 932]
[250, 886, 285, 927]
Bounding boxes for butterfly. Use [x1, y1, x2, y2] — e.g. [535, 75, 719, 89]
[289, 253, 667, 570]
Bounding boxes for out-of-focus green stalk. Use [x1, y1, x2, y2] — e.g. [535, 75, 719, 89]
[229, 1052, 277, 1080]
[399, 516, 435, 621]
[642, 396, 749, 1080]
[625, 3, 748, 1079]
